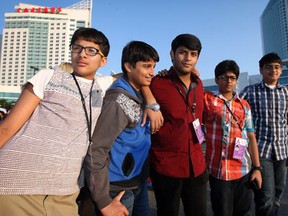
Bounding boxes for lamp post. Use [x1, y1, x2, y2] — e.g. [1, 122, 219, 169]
[30, 66, 39, 75]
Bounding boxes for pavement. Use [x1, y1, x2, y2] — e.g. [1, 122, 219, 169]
[148, 172, 288, 216]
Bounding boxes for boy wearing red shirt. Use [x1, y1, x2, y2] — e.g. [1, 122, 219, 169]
[204, 60, 262, 216]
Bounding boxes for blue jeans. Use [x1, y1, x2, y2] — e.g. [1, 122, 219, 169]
[254, 157, 287, 216]
[109, 181, 149, 216]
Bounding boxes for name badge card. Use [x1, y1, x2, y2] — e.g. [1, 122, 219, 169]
[192, 118, 205, 144]
[232, 137, 248, 160]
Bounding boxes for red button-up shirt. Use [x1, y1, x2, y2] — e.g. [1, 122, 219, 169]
[204, 91, 254, 180]
[150, 67, 206, 178]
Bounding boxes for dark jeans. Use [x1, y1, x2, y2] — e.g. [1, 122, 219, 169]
[254, 158, 287, 216]
[150, 168, 208, 216]
[77, 187, 95, 216]
[209, 173, 253, 216]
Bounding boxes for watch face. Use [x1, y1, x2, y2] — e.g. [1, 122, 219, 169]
[146, 103, 160, 111]
[154, 104, 160, 110]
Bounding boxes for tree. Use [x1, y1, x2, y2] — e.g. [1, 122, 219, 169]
[0, 99, 16, 110]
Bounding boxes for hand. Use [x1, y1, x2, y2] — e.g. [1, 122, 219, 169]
[157, 69, 168, 76]
[142, 109, 164, 134]
[250, 169, 262, 190]
[157, 68, 200, 77]
[191, 68, 200, 77]
[100, 191, 129, 216]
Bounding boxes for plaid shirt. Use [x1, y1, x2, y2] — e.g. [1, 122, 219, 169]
[204, 91, 254, 180]
[239, 81, 288, 161]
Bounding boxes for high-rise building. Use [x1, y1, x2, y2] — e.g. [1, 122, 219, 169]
[201, 0, 288, 92]
[261, 0, 288, 61]
[261, 0, 288, 85]
[0, 0, 92, 102]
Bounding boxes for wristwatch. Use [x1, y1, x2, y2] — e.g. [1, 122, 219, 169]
[145, 103, 160, 111]
[253, 166, 263, 173]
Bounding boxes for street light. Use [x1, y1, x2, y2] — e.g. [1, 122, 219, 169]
[30, 66, 39, 75]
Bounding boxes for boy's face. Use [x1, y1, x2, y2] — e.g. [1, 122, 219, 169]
[260, 62, 282, 85]
[215, 72, 237, 95]
[71, 39, 107, 80]
[124, 59, 156, 91]
[170, 46, 199, 75]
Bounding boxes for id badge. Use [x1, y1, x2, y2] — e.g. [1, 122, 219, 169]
[232, 137, 248, 160]
[192, 118, 205, 144]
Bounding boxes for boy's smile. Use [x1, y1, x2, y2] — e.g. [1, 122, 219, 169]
[260, 63, 282, 85]
[125, 60, 156, 91]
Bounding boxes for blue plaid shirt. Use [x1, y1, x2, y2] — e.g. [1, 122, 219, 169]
[239, 80, 288, 161]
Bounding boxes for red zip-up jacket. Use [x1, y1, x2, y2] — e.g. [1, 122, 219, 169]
[150, 67, 206, 178]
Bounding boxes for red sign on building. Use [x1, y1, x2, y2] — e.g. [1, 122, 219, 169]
[17, 7, 62, 14]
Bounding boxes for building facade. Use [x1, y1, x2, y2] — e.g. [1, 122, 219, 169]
[0, 0, 92, 102]
[261, 0, 288, 85]
[204, 0, 288, 93]
[261, 0, 288, 62]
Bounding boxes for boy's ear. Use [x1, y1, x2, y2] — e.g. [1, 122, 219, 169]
[170, 50, 174, 62]
[259, 67, 263, 75]
[100, 56, 108, 67]
[124, 62, 132, 74]
[215, 77, 219, 85]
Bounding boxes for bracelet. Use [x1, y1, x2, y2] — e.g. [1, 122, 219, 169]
[253, 166, 263, 173]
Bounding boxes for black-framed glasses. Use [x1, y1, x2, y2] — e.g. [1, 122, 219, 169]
[217, 75, 237, 82]
[70, 44, 104, 57]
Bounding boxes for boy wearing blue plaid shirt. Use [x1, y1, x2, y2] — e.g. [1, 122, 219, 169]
[240, 52, 288, 216]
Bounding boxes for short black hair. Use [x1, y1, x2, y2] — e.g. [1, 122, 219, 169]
[121, 41, 159, 75]
[214, 60, 240, 79]
[70, 28, 110, 57]
[259, 52, 282, 69]
[171, 34, 202, 55]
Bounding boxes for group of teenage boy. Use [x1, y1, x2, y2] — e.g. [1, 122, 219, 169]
[0, 27, 286, 216]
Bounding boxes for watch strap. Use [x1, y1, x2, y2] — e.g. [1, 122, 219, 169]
[253, 166, 263, 173]
[145, 103, 160, 111]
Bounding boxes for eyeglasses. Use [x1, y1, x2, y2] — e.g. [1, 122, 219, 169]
[217, 75, 237, 82]
[263, 64, 282, 70]
[70, 44, 104, 57]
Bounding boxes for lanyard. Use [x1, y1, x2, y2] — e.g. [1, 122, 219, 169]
[173, 81, 197, 119]
[72, 74, 95, 144]
[224, 100, 243, 131]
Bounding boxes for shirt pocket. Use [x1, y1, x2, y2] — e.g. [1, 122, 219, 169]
[205, 103, 223, 124]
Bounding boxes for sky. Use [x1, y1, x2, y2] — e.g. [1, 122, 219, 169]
[0, 0, 269, 79]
